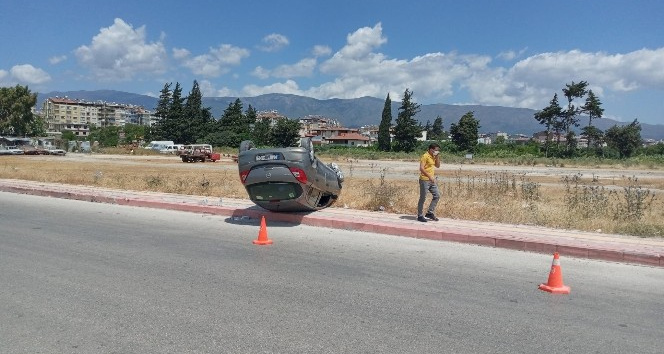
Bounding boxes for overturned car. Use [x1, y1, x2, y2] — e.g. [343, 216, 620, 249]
[237, 138, 344, 212]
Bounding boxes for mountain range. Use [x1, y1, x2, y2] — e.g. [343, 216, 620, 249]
[37, 90, 664, 140]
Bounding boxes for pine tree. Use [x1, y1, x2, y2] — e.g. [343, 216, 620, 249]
[244, 104, 257, 128]
[423, 120, 432, 139]
[0, 85, 38, 136]
[154, 83, 172, 120]
[377, 93, 392, 151]
[219, 99, 244, 130]
[393, 89, 421, 152]
[450, 111, 480, 152]
[430, 115, 444, 140]
[581, 90, 604, 151]
[167, 82, 185, 143]
[150, 83, 172, 140]
[215, 98, 250, 147]
[605, 120, 642, 158]
[182, 80, 212, 144]
[561, 81, 588, 151]
[252, 117, 272, 146]
[271, 118, 302, 147]
[534, 94, 563, 157]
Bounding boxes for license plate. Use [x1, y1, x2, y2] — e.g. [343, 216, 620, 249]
[255, 153, 283, 161]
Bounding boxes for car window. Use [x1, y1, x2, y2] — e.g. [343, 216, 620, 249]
[247, 182, 302, 201]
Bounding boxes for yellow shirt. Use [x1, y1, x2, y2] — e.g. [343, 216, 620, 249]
[419, 152, 436, 180]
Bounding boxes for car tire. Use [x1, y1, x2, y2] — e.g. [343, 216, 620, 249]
[239, 140, 255, 153]
[300, 137, 316, 167]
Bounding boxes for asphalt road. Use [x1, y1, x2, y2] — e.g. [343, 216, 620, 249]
[1, 192, 663, 353]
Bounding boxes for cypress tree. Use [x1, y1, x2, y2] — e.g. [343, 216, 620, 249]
[150, 83, 172, 140]
[377, 93, 392, 151]
[393, 89, 421, 153]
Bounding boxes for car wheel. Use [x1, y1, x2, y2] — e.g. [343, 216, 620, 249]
[300, 137, 316, 167]
[328, 162, 344, 183]
[239, 140, 255, 153]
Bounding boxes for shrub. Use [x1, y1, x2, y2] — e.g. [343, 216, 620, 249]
[613, 177, 657, 221]
[362, 168, 404, 212]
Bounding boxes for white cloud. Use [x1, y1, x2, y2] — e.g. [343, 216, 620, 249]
[304, 23, 490, 101]
[257, 33, 289, 52]
[311, 26, 664, 112]
[497, 48, 527, 61]
[199, 79, 237, 97]
[464, 48, 664, 109]
[340, 23, 387, 59]
[9, 64, 51, 85]
[251, 66, 270, 80]
[196, 22, 664, 121]
[49, 55, 67, 65]
[498, 51, 517, 61]
[74, 18, 168, 81]
[242, 80, 302, 97]
[172, 48, 190, 60]
[252, 58, 317, 79]
[518, 48, 664, 91]
[198, 80, 216, 96]
[0, 70, 8, 85]
[312, 45, 332, 57]
[272, 58, 317, 78]
[176, 44, 249, 78]
[319, 23, 388, 75]
[242, 23, 492, 102]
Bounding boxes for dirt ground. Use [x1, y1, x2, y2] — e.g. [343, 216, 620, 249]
[2, 152, 663, 236]
[28, 152, 664, 190]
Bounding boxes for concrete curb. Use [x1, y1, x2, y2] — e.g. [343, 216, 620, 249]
[1, 180, 662, 267]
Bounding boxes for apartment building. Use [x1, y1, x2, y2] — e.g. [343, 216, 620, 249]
[256, 110, 287, 128]
[42, 97, 156, 136]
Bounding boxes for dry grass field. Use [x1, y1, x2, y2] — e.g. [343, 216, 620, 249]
[2, 150, 663, 237]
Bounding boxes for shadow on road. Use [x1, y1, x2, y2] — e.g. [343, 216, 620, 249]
[224, 208, 313, 228]
[399, 215, 418, 221]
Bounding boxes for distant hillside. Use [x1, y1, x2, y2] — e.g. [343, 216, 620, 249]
[37, 90, 157, 108]
[37, 90, 664, 140]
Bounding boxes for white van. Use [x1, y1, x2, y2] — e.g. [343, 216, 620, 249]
[144, 140, 175, 151]
[159, 144, 184, 154]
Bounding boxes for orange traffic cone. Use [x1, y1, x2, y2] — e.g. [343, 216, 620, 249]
[253, 216, 273, 245]
[539, 252, 570, 294]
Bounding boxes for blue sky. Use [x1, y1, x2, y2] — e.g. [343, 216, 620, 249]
[1, 0, 663, 125]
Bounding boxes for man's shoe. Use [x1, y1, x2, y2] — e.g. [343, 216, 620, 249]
[425, 213, 439, 221]
[417, 216, 428, 222]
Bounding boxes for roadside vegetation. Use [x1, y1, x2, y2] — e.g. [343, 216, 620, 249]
[1, 152, 662, 238]
[1, 81, 663, 237]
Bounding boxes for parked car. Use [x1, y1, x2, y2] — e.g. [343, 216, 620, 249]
[46, 147, 67, 156]
[5, 146, 24, 155]
[143, 140, 175, 151]
[179, 144, 220, 162]
[237, 138, 344, 212]
[23, 147, 50, 155]
[159, 144, 184, 154]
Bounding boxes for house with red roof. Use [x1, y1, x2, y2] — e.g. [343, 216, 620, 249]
[325, 132, 371, 147]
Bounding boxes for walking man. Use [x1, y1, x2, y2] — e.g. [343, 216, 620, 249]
[417, 143, 441, 222]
